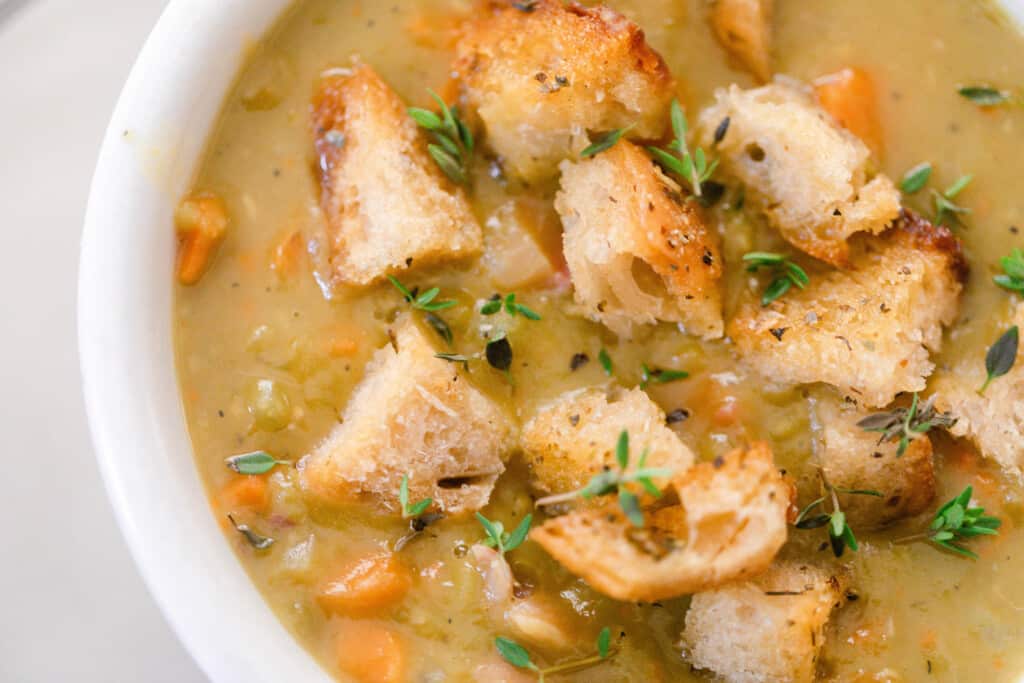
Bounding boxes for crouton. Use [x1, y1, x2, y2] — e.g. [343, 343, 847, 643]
[728, 211, 966, 408]
[811, 393, 936, 529]
[555, 141, 724, 339]
[708, 0, 774, 82]
[522, 386, 695, 499]
[300, 319, 514, 514]
[529, 442, 789, 602]
[697, 80, 900, 266]
[312, 65, 481, 287]
[934, 302, 1024, 480]
[454, 0, 675, 183]
[681, 562, 849, 683]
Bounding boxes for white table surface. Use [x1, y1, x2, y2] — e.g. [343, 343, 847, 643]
[0, 1, 205, 680]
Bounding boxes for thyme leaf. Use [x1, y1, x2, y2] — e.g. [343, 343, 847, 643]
[743, 252, 809, 306]
[857, 393, 956, 456]
[227, 514, 274, 550]
[639, 363, 689, 389]
[931, 174, 973, 227]
[399, 473, 433, 519]
[927, 486, 1001, 559]
[495, 628, 619, 680]
[646, 99, 719, 197]
[225, 451, 290, 475]
[387, 276, 457, 311]
[980, 325, 1019, 394]
[598, 348, 613, 375]
[994, 249, 1024, 294]
[409, 90, 474, 185]
[476, 512, 532, 556]
[481, 292, 542, 320]
[958, 85, 1013, 107]
[793, 473, 880, 558]
[581, 124, 634, 158]
[899, 162, 933, 194]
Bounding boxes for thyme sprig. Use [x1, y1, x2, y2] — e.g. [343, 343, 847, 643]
[535, 430, 672, 527]
[980, 325, 1019, 395]
[927, 486, 1001, 559]
[598, 348, 613, 376]
[580, 125, 634, 158]
[856, 393, 956, 456]
[476, 512, 532, 557]
[409, 90, 474, 185]
[227, 514, 274, 550]
[899, 162, 933, 194]
[639, 363, 689, 389]
[481, 292, 542, 320]
[932, 174, 973, 227]
[994, 249, 1024, 294]
[794, 474, 881, 558]
[399, 473, 433, 519]
[743, 252, 810, 306]
[387, 275, 457, 312]
[496, 627, 616, 681]
[647, 99, 719, 197]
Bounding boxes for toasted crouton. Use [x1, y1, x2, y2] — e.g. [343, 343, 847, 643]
[529, 442, 789, 601]
[555, 141, 724, 339]
[934, 303, 1024, 480]
[300, 319, 514, 514]
[681, 562, 849, 683]
[454, 0, 675, 182]
[811, 393, 936, 528]
[312, 65, 482, 287]
[728, 211, 966, 408]
[697, 80, 900, 265]
[522, 387, 695, 499]
[708, 0, 774, 82]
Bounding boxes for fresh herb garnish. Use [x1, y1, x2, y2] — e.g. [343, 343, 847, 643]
[495, 627, 618, 680]
[856, 393, 956, 456]
[932, 174, 973, 227]
[742, 252, 809, 306]
[399, 473, 433, 519]
[639, 363, 689, 389]
[899, 162, 933, 194]
[980, 325, 1019, 395]
[994, 249, 1024, 294]
[481, 293, 542, 320]
[227, 514, 274, 550]
[424, 312, 454, 345]
[958, 85, 1013, 107]
[387, 275, 457, 311]
[486, 333, 514, 373]
[794, 475, 882, 558]
[926, 485, 1001, 559]
[476, 512, 532, 557]
[598, 348, 613, 376]
[647, 99, 719, 197]
[409, 90, 474, 185]
[435, 352, 471, 370]
[535, 430, 672, 527]
[580, 125, 634, 158]
[225, 451, 289, 475]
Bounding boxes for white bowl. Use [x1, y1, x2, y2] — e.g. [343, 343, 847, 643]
[79, 1, 1024, 682]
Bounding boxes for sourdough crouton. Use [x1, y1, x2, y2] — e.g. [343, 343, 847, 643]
[529, 442, 789, 601]
[522, 387, 695, 499]
[934, 303, 1024, 480]
[312, 65, 481, 287]
[681, 562, 848, 683]
[300, 319, 514, 514]
[697, 80, 900, 265]
[555, 141, 724, 339]
[454, 0, 674, 182]
[708, 0, 774, 82]
[811, 393, 936, 529]
[728, 211, 966, 408]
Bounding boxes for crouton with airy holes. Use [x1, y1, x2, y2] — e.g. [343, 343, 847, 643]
[810, 392, 936, 529]
[934, 302, 1024, 481]
[454, 0, 675, 183]
[708, 0, 774, 82]
[697, 80, 900, 266]
[728, 211, 966, 409]
[555, 141, 724, 339]
[299, 318, 514, 514]
[529, 442, 790, 602]
[522, 386, 695, 500]
[312, 64, 481, 288]
[681, 562, 849, 683]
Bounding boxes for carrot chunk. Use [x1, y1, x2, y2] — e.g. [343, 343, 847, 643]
[175, 193, 229, 285]
[335, 622, 405, 683]
[317, 553, 411, 615]
[219, 475, 270, 512]
[814, 67, 884, 158]
[270, 230, 304, 279]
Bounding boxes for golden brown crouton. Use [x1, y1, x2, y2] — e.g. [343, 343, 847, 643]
[810, 393, 936, 529]
[708, 0, 774, 82]
[934, 302, 1024, 480]
[454, 0, 675, 182]
[681, 562, 849, 683]
[697, 80, 900, 266]
[555, 141, 724, 339]
[312, 65, 481, 287]
[522, 386, 695, 499]
[300, 319, 514, 514]
[529, 442, 789, 602]
[728, 211, 966, 408]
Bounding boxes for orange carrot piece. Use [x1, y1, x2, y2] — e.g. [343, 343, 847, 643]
[335, 622, 405, 683]
[219, 475, 270, 512]
[271, 230, 304, 279]
[317, 553, 412, 615]
[814, 67, 884, 158]
[175, 193, 229, 285]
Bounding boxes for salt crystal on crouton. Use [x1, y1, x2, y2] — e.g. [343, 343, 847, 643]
[728, 211, 966, 408]
[300, 319, 514, 514]
[708, 0, 774, 82]
[681, 562, 849, 683]
[697, 80, 899, 265]
[312, 64, 481, 287]
[555, 141, 724, 339]
[529, 442, 790, 601]
[454, 0, 675, 182]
